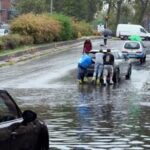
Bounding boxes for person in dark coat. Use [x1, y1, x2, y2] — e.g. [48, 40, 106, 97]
[103, 31, 108, 46]
[103, 49, 114, 85]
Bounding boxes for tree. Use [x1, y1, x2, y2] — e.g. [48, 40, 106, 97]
[15, 0, 48, 14]
[137, 0, 149, 24]
[53, 0, 103, 22]
[116, 1, 122, 25]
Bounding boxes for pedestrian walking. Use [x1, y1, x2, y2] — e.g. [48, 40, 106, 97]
[77, 53, 93, 84]
[103, 31, 108, 46]
[92, 49, 104, 85]
[103, 49, 114, 85]
[83, 38, 92, 54]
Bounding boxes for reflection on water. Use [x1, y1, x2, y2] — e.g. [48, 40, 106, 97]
[6, 76, 150, 150]
[42, 84, 149, 150]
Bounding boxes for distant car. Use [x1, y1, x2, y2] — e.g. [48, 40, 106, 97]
[0, 29, 9, 36]
[122, 41, 147, 63]
[0, 90, 49, 150]
[87, 49, 132, 83]
[0, 23, 10, 30]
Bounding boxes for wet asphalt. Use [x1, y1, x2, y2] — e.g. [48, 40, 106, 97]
[0, 39, 150, 149]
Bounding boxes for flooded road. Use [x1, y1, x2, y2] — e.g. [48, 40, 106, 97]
[0, 39, 150, 149]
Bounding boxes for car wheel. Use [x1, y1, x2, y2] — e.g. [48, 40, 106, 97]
[37, 126, 49, 150]
[126, 65, 132, 80]
[113, 68, 120, 83]
[143, 55, 146, 63]
[145, 37, 149, 41]
[124, 36, 128, 40]
[140, 58, 143, 64]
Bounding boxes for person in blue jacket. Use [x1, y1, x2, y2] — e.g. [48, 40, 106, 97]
[77, 53, 93, 84]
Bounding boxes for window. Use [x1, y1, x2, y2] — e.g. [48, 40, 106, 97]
[112, 52, 118, 59]
[140, 28, 146, 33]
[141, 42, 146, 48]
[4, 29, 8, 34]
[117, 52, 124, 59]
[0, 92, 19, 123]
[124, 42, 140, 49]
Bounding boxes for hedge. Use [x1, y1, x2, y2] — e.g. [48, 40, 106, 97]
[0, 34, 34, 50]
[0, 13, 95, 51]
[11, 13, 61, 44]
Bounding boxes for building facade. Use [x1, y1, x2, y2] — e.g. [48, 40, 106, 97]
[0, 0, 11, 23]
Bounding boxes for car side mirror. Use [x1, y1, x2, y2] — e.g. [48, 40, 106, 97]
[22, 110, 37, 124]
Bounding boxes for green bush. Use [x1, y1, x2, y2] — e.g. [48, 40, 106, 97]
[10, 13, 61, 44]
[10, 13, 94, 44]
[51, 14, 74, 41]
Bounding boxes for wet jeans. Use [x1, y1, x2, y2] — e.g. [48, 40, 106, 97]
[77, 64, 87, 81]
[93, 63, 103, 78]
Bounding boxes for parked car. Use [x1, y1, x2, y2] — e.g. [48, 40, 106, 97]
[87, 49, 132, 83]
[0, 23, 10, 30]
[0, 90, 49, 150]
[122, 41, 147, 63]
[0, 29, 9, 36]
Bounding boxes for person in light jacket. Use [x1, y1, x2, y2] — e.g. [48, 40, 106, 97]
[92, 49, 104, 85]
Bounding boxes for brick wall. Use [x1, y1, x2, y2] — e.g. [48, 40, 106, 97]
[0, 0, 11, 23]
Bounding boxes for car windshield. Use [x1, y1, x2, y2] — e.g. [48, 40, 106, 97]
[0, 92, 19, 122]
[124, 42, 140, 49]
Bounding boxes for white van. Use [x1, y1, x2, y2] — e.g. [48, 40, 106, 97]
[116, 24, 150, 40]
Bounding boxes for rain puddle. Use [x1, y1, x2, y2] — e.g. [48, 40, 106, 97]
[7, 67, 150, 150]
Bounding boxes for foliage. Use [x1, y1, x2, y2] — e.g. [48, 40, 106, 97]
[1, 34, 34, 49]
[0, 40, 5, 51]
[16, 0, 103, 22]
[97, 0, 150, 31]
[72, 21, 93, 38]
[133, 0, 149, 24]
[10, 13, 93, 45]
[50, 14, 74, 41]
[15, 0, 49, 14]
[10, 13, 61, 44]
[14, 0, 150, 31]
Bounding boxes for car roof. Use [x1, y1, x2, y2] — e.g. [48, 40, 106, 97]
[124, 40, 142, 44]
[90, 48, 121, 53]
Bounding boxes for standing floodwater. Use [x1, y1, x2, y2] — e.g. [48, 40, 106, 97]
[0, 40, 149, 149]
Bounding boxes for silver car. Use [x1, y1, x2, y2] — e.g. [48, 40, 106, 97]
[87, 49, 132, 83]
[122, 41, 147, 63]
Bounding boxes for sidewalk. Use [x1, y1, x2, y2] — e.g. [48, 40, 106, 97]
[0, 36, 100, 67]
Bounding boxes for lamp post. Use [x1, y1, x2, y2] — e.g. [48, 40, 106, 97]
[50, 0, 53, 13]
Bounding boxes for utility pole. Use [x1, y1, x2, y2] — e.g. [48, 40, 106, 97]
[50, 0, 53, 13]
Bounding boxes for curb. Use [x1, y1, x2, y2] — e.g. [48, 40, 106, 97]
[0, 36, 100, 61]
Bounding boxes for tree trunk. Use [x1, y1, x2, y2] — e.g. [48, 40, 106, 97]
[138, 0, 149, 24]
[115, 0, 122, 29]
[107, 0, 112, 16]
